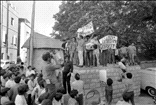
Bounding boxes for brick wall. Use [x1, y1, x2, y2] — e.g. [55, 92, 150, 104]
[74, 65, 141, 104]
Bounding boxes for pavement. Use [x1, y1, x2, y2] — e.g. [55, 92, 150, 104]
[111, 89, 155, 105]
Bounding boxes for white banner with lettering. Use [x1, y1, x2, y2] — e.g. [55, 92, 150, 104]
[99, 35, 118, 50]
[77, 21, 94, 37]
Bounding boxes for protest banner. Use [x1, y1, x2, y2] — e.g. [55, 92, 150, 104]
[99, 35, 118, 50]
[77, 21, 94, 37]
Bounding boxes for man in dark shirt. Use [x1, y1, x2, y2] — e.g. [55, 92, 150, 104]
[62, 55, 73, 94]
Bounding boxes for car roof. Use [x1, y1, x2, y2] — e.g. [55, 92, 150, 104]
[1, 60, 11, 62]
[146, 68, 156, 71]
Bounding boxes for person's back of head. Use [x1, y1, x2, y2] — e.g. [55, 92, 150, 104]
[14, 76, 21, 84]
[41, 99, 51, 105]
[122, 93, 130, 102]
[69, 89, 78, 98]
[42, 52, 51, 61]
[54, 93, 62, 102]
[75, 73, 80, 80]
[38, 79, 45, 88]
[126, 73, 132, 79]
[18, 85, 25, 95]
[107, 78, 113, 86]
[38, 92, 50, 104]
[57, 87, 65, 94]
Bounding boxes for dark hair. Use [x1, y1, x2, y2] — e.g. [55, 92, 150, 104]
[38, 93, 49, 103]
[57, 87, 65, 94]
[107, 78, 113, 86]
[126, 73, 132, 79]
[41, 99, 51, 105]
[93, 44, 98, 49]
[75, 73, 80, 80]
[30, 74, 35, 78]
[27, 66, 31, 69]
[32, 67, 35, 70]
[38, 80, 45, 88]
[69, 89, 78, 98]
[79, 35, 83, 39]
[54, 93, 62, 101]
[25, 79, 29, 84]
[23, 84, 29, 93]
[20, 66, 24, 69]
[3, 73, 9, 79]
[14, 76, 21, 83]
[18, 85, 26, 95]
[42, 52, 51, 61]
[21, 74, 25, 77]
[122, 93, 130, 102]
[21, 62, 24, 65]
[64, 55, 70, 60]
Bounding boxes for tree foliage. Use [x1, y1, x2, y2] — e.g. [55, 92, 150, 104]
[53, 1, 156, 59]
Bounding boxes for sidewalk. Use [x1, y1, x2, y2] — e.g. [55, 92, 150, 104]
[111, 96, 155, 105]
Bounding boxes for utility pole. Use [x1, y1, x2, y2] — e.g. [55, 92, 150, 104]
[0, 1, 2, 61]
[6, 1, 9, 60]
[29, 1, 36, 66]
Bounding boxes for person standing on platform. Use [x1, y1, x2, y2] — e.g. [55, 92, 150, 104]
[119, 45, 128, 58]
[92, 36, 100, 66]
[62, 55, 73, 94]
[69, 37, 77, 65]
[100, 46, 108, 66]
[77, 35, 85, 67]
[127, 43, 137, 66]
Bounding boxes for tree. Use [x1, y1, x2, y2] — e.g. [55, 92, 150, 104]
[53, 1, 156, 59]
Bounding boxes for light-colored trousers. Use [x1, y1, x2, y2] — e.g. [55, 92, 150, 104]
[78, 50, 83, 66]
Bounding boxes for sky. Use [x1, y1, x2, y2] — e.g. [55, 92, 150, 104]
[11, 1, 62, 36]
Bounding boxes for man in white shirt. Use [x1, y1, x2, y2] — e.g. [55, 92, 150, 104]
[71, 73, 84, 105]
[26, 66, 35, 78]
[5, 73, 16, 88]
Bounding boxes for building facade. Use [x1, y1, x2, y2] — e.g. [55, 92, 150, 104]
[1, 1, 19, 62]
[17, 18, 31, 63]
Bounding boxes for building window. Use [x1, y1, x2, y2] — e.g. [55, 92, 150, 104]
[1, 53, 3, 59]
[13, 36, 17, 46]
[11, 36, 14, 45]
[11, 17, 14, 26]
[3, 31, 6, 43]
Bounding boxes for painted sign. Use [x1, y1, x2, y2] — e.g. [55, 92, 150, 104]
[77, 21, 94, 37]
[99, 35, 118, 50]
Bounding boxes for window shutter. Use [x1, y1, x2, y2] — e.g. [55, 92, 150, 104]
[13, 36, 16, 45]
[3, 31, 6, 43]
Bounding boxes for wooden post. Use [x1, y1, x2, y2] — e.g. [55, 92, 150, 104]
[29, 1, 36, 66]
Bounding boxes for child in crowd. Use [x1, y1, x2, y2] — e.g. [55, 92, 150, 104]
[20, 74, 26, 84]
[5, 73, 16, 88]
[123, 73, 135, 105]
[27, 74, 37, 105]
[71, 73, 84, 105]
[0, 87, 10, 105]
[32, 79, 46, 104]
[105, 78, 113, 105]
[52, 93, 63, 105]
[116, 93, 132, 105]
[15, 85, 27, 105]
[68, 89, 79, 105]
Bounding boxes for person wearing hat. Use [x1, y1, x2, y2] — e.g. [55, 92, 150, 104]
[0, 87, 10, 105]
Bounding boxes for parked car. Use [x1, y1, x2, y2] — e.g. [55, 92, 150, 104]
[140, 67, 156, 97]
[1, 60, 12, 69]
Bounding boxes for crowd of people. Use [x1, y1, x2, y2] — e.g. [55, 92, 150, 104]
[0, 47, 138, 105]
[62, 35, 138, 68]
